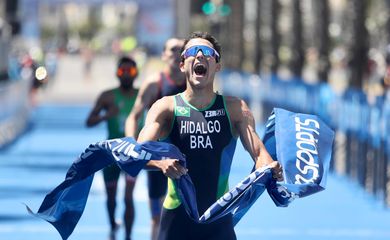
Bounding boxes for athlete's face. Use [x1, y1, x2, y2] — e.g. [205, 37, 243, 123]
[180, 38, 221, 90]
[117, 62, 137, 90]
[162, 39, 184, 71]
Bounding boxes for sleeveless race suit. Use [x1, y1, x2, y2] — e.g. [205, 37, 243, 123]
[158, 93, 237, 240]
[148, 72, 186, 209]
[103, 88, 138, 182]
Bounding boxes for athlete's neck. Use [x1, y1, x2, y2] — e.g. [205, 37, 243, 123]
[182, 88, 216, 109]
[118, 86, 136, 97]
[165, 67, 185, 85]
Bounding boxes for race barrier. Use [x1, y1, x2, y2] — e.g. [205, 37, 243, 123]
[219, 70, 390, 207]
[0, 79, 31, 149]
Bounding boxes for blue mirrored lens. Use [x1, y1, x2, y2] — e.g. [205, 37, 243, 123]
[183, 45, 219, 60]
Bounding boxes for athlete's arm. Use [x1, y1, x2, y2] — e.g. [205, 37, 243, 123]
[137, 96, 188, 179]
[227, 96, 283, 181]
[125, 75, 160, 137]
[86, 91, 117, 127]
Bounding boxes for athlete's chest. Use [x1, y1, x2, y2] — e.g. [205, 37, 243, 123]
[173, 108, 231, 150]
[112, 92, 136, 114]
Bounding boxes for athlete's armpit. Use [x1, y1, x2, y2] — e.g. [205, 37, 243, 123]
[235, 99, 257, 135]
[125, 81, 158, 137]
[86, 91, 115, 127]
[241, 109, 255, 126]
[137, 97, 174, 142]
[227, 97, 265, 163]
[139, 79, 160, 109]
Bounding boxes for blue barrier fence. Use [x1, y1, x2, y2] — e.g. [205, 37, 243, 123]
[0, 79, 31, 149]
[219, 70, 390, 207]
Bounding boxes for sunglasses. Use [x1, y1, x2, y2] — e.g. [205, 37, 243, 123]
[181, 45, 220, 62]
[117, 66, 137, 77]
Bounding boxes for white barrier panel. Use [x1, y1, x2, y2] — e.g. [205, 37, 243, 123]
[0, 79, 31, 148]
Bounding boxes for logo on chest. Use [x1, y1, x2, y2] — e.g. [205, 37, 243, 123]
[176, 106, 191, 117]
[205, 109, 225, 118]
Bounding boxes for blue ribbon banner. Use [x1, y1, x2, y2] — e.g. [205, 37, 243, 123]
[27, 108, 334, 240]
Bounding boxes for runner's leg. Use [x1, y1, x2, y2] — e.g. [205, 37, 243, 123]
[103, 165, 121, 239]
[124, 175, 136, 240]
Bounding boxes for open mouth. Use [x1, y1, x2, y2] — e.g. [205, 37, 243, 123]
[194, 63, 207, 76]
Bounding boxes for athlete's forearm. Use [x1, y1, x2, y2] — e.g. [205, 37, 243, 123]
[86, 113, 107, 127]
[145, 160, 161, 170]
[146, 159, 187, 179]
[254, 143, 274, 169]
[234, 101, 274, 169]
[125, 113, 140, 137]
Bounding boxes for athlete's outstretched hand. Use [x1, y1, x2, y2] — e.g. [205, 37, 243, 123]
[267, 161, 283, 182]
[154, 159, 188, 179]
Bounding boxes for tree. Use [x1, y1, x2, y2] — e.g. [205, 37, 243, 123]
[5, 0, 20, 35]
[254, 0, 262, 74]
[224, 0, 244, 70]
[289, 0, 304, 77]
[270, 0, 281, 73]
[347, 0, 369, 89]
[387, 0, 390, 44]
[314, 0, 330, 82]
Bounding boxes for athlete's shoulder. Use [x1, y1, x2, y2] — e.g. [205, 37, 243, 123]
[143, 72, 162, 86]
[102, 87, 117, 94]
[92, 88, 116, 108]
[98, 88, 116, 100]
[223, 95, 251, 120]
[138, 72, 161, 97]
[222, 95, 245, 108]
[146, 95, 175, 124]
[152, 95, 175, 108]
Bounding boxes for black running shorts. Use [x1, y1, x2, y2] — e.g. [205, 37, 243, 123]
[158, 205, 236, 240]
[147, 170, 168, 199]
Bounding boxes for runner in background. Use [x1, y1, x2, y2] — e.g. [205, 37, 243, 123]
[125, 38, 185, 240]
[86, 56, 139, 240]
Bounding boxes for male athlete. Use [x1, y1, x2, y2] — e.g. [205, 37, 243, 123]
[86, 56, 139, 240]
[125, 38, 186, 240]
[136, 32, 283, 240]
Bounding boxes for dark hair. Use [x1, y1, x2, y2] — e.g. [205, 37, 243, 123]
[163, 38, 184, 51]
[117, 56, 137, 68]
[181, 31, 221, 62]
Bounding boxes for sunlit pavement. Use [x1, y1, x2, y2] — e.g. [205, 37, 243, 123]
[0, 104, 153, 240]
[1, 55, 390, 240]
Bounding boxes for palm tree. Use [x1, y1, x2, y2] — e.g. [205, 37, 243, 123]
[289, 0, 304, 77]
[254, 0, 262, 73]
[314, 0, 330, 82]
[270, 0, 281, 73]
[225, 0, 244, 70]
[347, 0, 369, 89]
